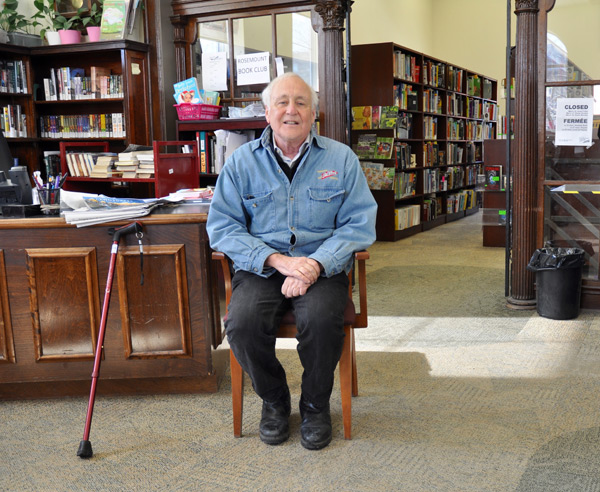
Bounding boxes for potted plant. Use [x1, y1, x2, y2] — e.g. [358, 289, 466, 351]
[0, 0, 43, 46]
[33, 0, 60, 45]
[54, 8, 85, 45]
[80, 0, 103, 42]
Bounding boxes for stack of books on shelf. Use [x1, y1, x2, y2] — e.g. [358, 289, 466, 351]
[115, 151, 140, 178]
[66, 151, 116, 177]
[90, 154, 118, 178]
[135, 150, 155, 179]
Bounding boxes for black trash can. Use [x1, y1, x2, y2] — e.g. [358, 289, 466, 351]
[527, 247, 586, 320]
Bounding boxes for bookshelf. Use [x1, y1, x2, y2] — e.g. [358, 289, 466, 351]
[351, 42, 498, 241]
[0, 44, 37, 176]
[0, 41, 154, 198]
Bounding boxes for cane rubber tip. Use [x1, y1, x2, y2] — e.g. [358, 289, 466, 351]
[77, 440, 93, 458]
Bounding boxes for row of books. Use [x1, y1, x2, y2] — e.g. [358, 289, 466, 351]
[42, 66, 123, 101]
[64, 149, 155, 179]
[0, 59, 28, 94]
[394, 83, 419, 111]
[394, 171, 417, 199]
[467, 75, 493, 100]
[465, 121, 495, 141]
[395, 204, 421, 231]
[351, 106, 398, 131]
[196, 129, 255, 175]
[422, 189, 477, 222]
[39, 113, 126, 139]
[395, 142, 417, 170]
[466, 98, 497, 121]
[393, 51, 420, 83]
[447, 189, 478, 213]
[423, 89, 442, 114]
[423, 60, 445, 88]
[423, 165, 478, 193]
[424, 141, 482, 167]
[447, 66, 464, 92]
[1, 104, 27, 138]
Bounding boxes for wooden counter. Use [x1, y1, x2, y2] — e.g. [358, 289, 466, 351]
[0, 204, 227, 399]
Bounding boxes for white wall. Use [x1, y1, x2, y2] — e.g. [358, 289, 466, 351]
[351, 0, 435, 54]
[351, 0, 515, 83]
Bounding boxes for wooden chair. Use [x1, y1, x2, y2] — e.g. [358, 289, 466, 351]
[212, 251, 369, 440]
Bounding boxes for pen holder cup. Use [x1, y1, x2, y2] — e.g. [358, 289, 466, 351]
[38, 188, 61, 215]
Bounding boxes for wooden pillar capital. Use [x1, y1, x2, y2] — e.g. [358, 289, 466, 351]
[314, 1, 348, 143]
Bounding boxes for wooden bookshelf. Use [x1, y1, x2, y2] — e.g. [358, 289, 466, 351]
[0, 41, 155, 198]
[351, 42, 498, 241]
[0, 44, 38, 178]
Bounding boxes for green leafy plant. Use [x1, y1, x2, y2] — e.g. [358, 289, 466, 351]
[0, 0, 32, 33]
[33, 0, 57, 39]
[53, 7, 86, 32]
[80, 0, 104, 29]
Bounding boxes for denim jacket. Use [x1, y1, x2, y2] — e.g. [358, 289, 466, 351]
[206, 126, 377, 278]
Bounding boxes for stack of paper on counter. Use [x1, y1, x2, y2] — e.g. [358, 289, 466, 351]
[60, 190, 160, 227]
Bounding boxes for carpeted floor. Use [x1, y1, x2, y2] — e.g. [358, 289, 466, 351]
[2, 212, 600, 491]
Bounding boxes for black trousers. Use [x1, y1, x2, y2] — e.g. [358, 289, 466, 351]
[225, 270, 349, 407]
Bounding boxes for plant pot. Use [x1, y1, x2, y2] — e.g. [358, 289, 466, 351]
[58, 29, 81, 45]
[86, 26, 101, 42]
[8, 32, 43, 47]
[46, 31, 61, 46]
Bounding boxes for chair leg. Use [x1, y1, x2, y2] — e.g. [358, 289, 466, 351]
[339, 325, 353, 440]
[351, 329, 358, 397]
[230, 349, 244, 437]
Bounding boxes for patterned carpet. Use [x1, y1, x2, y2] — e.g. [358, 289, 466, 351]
[2, 213, 600, 491]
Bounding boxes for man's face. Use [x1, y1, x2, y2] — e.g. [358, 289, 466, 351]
[265, 76, 316, 149]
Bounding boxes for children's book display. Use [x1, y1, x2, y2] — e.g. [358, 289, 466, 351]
[173, 78, 220, 105]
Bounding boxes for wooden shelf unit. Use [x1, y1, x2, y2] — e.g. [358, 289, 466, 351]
[351, 42, 498, 241]
[0, 41, 154, 197]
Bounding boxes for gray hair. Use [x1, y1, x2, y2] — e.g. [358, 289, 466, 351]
[262, 72, 319, 111]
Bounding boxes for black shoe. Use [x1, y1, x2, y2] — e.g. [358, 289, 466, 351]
[259, 390, 291, 445]
[299, 397, 332, 450]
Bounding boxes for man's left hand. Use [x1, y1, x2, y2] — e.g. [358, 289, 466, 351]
[281, 276, 310, 298]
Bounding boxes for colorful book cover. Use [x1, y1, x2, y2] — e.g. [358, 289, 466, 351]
[355, 133, 377, 159]
[351, 106, 372, 130]
[374, 136, 394, 159]
[379, 106, 399, 129]
[173, 77, 201, 104]
[100, 0, 130, 41]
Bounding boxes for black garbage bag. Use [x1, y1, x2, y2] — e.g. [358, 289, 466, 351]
[526, 247, 585, 272]
[527, 247, 586, 320]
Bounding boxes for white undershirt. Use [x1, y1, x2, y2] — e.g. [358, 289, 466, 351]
[273, 134, 311, 168]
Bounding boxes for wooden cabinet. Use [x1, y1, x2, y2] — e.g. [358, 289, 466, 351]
[351, 42, 497, 241]
[0, 208, 227, 398]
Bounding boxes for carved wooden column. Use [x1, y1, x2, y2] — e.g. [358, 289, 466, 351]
[314, 0, 348, 143]
[171, 16, 188, 82]
[507, 0, 539, 309]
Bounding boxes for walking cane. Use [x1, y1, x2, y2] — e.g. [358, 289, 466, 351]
[77, 221, 143, 459]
